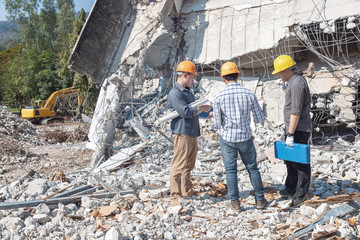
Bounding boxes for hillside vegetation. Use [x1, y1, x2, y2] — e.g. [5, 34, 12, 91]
[0, 21, 18, 46]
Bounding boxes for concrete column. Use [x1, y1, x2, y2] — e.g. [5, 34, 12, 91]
[88, 77, 122, 167]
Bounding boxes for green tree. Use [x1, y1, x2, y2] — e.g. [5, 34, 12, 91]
[39, 0, 57, 51]
[2, 47, 39, 106]
[2, 0, 94, 113]
[5, 0, 41, 50]
[56, 0, 75, 50]
[58, 7, 84, 80]
[35, 50, 61, 99]
[0, 44, 22, 102]
[56, 0, 75, 87]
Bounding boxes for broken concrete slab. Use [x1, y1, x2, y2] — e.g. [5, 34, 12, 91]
[289, 201, 360, 239]
[68, 0, 132, 83]
[95, 142, 148, 172]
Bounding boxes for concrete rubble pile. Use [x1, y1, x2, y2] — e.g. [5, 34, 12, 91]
[0, 106, 92, 183]
[2, 0, 360, 238]
[0, 106, 42, 144]
[1, 77, 360, 239]
[0, 106, 45, 177]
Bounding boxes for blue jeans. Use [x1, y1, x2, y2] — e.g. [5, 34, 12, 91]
[220, 136, 265, 201]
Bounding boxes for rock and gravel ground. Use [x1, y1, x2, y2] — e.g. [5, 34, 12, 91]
[1, 105, 360, 240]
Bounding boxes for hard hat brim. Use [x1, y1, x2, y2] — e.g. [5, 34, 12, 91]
[272, 61, 296, 75]
[272, 69, 280, 75]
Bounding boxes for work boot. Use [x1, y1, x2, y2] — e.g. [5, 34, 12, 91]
[256, 198, 268, 209]
[279, 188, 295, 198]
[230, 199, 241, 212]
[170, 193, 181, 201]
[292, 194, 308, 207]
[182, 189, 195, 197]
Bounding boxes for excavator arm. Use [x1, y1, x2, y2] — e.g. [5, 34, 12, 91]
[43, 87, 80, 111]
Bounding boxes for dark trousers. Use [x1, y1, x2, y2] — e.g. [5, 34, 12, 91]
[284, 131, 311, 198]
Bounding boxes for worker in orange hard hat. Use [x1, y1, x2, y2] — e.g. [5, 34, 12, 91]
[167, 60, 212, 199]
[273, 55, 312, 207]
[176, 60, 197, 75]
[212, 61, 267, 211]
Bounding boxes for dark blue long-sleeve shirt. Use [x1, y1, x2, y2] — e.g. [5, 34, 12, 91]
[167, 82, 200, 137]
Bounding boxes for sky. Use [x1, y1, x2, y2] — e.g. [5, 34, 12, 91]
[0, 0, 95, 21]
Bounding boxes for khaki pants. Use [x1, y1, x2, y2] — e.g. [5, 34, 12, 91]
[170, 134, 198, 196]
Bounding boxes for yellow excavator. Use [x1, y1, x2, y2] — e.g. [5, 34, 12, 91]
[21, 87, 81, 124]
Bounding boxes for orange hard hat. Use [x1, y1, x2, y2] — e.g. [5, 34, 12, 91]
[176, 60, 197, 75]
[221, 62, 240, 77]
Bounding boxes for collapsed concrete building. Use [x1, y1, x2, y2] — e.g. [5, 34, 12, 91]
[68, 0, 360, 166]
[2, 2, 360, 238]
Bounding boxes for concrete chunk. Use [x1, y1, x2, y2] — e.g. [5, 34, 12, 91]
[105, 227, 123, 240]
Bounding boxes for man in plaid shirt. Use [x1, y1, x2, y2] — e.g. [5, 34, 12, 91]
[213, 62, 267, 211]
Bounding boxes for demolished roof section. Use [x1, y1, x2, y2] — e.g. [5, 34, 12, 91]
[68, 0, 360, 83]
[68, 0, 132, 83]
[181, 0, 360, 67]
[68, 0, 182, 84]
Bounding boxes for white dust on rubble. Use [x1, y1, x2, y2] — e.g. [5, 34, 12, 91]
[0, 106, 91, 183]
[1, 113, 360, 239]
[2, 73, 360, 238]
[0, 106, 44, 178]
[0, 106, 41, 144]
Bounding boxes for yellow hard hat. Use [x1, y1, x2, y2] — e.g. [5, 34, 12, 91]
[176, 60, 197, 75]
[221, 62, 240, 77]
[272, 55, 296, 74]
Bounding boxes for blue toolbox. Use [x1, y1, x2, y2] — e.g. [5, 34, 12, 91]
[274, 141, 310, 164]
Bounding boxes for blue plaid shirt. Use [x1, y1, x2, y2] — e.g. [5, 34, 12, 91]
[213, 82, 264, 142]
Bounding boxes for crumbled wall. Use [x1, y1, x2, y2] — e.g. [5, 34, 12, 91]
[68, 0, 360, 165]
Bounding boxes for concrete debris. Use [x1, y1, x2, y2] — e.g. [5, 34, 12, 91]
[0, 106, 92, 184]
[0, 106, 39, 143]
[289, 202, 360, 239]
[305, 193, 360, 207]
[4, 71, 360, 239]
[2, 116, 360, 239]
[105, 227, 124, 240]
[2, 1, 360, 239]
[311, 223, 338, 239]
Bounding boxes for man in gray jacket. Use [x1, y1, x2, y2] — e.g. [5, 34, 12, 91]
[167, 60, 211, 199]
[272, 55, 312, 206]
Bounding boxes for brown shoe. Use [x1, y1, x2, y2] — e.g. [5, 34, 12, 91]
[170, 193, 181, 200]
[230, 199, 241, 211]
[182, 189, 195, 197]
[256, 199, 268, 209]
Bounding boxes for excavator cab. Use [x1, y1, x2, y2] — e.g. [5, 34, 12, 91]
[34, 100, 46, 108]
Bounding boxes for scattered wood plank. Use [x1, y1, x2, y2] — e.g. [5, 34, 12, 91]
[288, 202, 360, 240]
[304, 193, 360, 207]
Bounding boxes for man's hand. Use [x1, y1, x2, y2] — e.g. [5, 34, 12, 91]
[197, 105, 212, 114]
[285, 136, 294, 147]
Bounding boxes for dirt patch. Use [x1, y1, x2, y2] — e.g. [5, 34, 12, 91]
[0, 122, 93, 184]
[41, 124, 89, 143]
